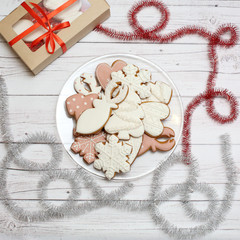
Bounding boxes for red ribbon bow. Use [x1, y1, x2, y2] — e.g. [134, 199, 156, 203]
[9, 0, 78, 54]
[23, 2, 70, 54]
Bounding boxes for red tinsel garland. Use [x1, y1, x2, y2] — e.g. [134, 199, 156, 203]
[95, 0, 239, 164]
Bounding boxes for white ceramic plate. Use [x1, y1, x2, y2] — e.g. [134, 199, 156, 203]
[56, 54, 183, 180]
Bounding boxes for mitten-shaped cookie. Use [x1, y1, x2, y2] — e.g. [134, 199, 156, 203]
[66, 93, 98, 120]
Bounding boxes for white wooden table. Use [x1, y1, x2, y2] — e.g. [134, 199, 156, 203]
[0, 0, 240, 239]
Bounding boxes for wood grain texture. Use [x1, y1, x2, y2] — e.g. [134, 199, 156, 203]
[0, 0, 240, 239]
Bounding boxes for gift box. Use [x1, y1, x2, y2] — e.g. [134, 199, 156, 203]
[0, 0, 110, 75]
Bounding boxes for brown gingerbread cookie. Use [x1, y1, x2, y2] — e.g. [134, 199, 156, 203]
[138, 127, 175, 156]
[71, 131, 106, 164]
[96, 60, 127, 89]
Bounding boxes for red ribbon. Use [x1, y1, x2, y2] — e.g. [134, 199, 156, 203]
[9, 0, 78, 54]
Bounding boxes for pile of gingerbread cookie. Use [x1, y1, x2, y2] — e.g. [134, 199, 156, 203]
[66, 60, 175, 180]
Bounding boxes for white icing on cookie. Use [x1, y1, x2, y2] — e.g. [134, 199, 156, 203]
[76, 81, 128, 135]
[71, 131, 106, 164]
[104, 89, 145, 140]
[76, 95, 117, 135]
[43, 0, 82, 22]
[145, 82, 173, 104]
[74, 73, 102, 96]
[120, 136, 143, 165]
[13, 19, 47, 42]
[105, 80, 129, 105]
[111, 64, 151, 99]
[94, 135, 132, 180]
[141, 101, 170, 137]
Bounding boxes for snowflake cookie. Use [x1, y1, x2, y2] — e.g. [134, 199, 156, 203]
[71, 131, 106, 164]
[94, 135, 132, 180]
[111, 64, 151, 99]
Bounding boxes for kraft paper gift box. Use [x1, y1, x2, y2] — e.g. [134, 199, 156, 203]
[0, 0, 110, 75]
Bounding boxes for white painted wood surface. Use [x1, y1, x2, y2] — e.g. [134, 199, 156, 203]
[0, 0, 240, 239]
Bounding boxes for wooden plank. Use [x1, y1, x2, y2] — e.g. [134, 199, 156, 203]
[0, 42, 240, 96]
[0, 201, 240, 236]
[1, 230, 240, 240]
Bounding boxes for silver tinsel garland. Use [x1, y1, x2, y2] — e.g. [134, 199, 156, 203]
[0, 76, 238, 239]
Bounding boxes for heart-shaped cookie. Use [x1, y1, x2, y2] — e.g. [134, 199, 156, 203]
[96, 60, 127, 89]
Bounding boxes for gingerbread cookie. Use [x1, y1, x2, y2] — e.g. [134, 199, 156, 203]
[138, 127, 175, 156]
[96, 60, 127, 89]
[71, 131, 106, 164]
[75, 73, 102, 96]
[141, 101, 170, 137]
[66, 73, 101, 121]
[76, 80, 129, 135]
[104, 89, 145, 140]
[94, 135, 132, 180]
[66, 93, 99, 120]
[111, 64, 151, 99]
[145, 81, 173, 104]
[160, 127, 175, 138]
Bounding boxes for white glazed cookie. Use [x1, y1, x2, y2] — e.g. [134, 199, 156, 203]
[121, 136, 143, 165]
[145, 81, 173, 104]
[76, 80, 129, 135]
[74, 73, 102, 95]
[94, 135, 132, 180]
[141, 101, 170, 137]
[43, 0, 82, 22]
[104, 89, 145, 140]
[111, 64, 151, 99]
[13, 19, 47, 42]
[76, 96, 117, 135]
